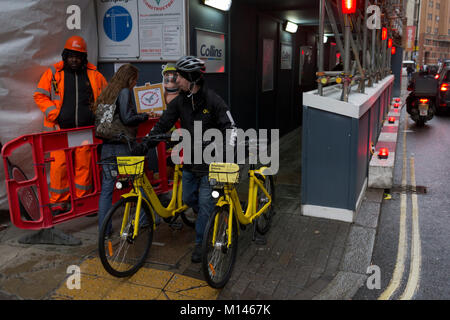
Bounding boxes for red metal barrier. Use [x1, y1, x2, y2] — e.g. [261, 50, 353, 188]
[1, 118, 173, 230]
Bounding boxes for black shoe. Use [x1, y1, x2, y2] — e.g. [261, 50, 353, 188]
[51, 203, 71, 216]
[191, 244, 202, 263]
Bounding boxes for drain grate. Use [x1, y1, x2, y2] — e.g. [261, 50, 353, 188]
[390, 185, 427, 194]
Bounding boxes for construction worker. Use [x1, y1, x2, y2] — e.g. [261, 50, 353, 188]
[34, 35, 107, 214]
[162, 63, 179, 105]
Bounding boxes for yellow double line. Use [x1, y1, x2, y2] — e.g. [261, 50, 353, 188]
[378, 117, 422, 300]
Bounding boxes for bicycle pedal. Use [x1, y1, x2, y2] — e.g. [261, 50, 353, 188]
[169, 221, 183, 230]
[254, 234, 267, 245]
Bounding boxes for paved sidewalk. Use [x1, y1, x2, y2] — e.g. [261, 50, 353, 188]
[0, 126, 384, 300]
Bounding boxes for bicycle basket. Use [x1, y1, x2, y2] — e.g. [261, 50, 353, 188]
[208, 162, 240, 185]
[116, 156, 145, 176]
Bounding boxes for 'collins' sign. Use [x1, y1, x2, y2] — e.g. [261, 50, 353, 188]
[196, 29, 225, 73]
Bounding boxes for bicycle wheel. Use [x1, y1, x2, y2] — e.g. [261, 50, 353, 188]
[98, 196, 154, 277]
[255, 175, 275, 235]
[202, 205, 238, 288]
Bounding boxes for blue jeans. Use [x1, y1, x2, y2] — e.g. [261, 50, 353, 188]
[182, 170, 215, 245]
[98, 143, 130, 233]
[98, 143, 161, 234]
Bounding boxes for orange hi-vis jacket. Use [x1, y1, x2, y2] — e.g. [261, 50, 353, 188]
[34, 60, 107, 131]
[33, 61, 107, 207]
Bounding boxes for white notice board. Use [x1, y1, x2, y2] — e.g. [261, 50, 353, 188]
[97, 0, 187, 62]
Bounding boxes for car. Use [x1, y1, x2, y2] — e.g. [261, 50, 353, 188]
[437, 59, 450, 75]
[436, 66, 450, 114]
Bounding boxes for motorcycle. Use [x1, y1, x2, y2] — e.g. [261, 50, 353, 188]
[406, 73, 438, 126]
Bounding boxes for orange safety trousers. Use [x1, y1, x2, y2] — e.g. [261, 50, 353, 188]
[49, 146, 92, 207]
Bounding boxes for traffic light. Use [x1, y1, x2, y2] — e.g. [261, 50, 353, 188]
[388, 38, 392, 48]
[342, 0, 356, 14]
[391, 46, 396, 55]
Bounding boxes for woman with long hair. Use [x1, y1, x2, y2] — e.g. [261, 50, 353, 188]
[95, 64, 149, 234]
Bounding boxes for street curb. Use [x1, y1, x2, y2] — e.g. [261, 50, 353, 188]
[313, 188, 384, 300]
[368, 97, 403, 189]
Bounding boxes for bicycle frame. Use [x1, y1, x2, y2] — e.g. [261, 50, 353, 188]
[213, 167, 272, 247]
[120, 162, 188, 238]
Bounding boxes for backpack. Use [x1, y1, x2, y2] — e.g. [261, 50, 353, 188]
[94, 97, 137, 143]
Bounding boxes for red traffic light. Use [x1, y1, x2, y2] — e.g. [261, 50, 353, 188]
[393, 103, 400, 108]
[388, 117, 396, 124]
[378, 148, 389, 159]
[388, 38, 392, 48]
[342, 0, 356, 14]
[382, 28, 388, 40]
[391, 46, 396, 55]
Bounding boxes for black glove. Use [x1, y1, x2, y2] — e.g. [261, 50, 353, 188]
[131, 142, 149, 156]
[131, 136, 160, 155]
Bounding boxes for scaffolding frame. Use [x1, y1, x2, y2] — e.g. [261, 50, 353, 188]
[316, 0, 405, 102]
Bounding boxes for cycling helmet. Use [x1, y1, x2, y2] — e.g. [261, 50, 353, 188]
[176, 56, 206, 84]
[175, 56, 206, 73]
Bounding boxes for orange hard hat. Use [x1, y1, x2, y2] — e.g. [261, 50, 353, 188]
[64, 36, 87, 53]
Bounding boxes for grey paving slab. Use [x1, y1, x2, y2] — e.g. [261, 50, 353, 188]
[355, 200, 381, 229]
[340, 225, 377, 275]
[313, 271, 368, 300]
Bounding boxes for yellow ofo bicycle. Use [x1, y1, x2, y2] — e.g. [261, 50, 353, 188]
[98, 134, 194, 277]
[202, 154, 275, 288]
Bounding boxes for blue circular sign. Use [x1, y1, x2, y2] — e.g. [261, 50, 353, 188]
[103, 6, 132, 42]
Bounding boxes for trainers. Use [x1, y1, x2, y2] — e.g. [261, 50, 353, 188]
[191, 244, 202, 263]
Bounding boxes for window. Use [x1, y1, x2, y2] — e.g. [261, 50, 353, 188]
[436, 3, 440, 9]
[435, 28, 438, 34]
[429, 0, 433, 8]
[428, 13, 433, 20]
[436, 16, 439, 22]
[428, 26, 432, 33]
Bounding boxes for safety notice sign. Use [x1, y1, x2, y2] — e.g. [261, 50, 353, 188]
[96, 0, 187, 61]
[97, 0, 140, 59]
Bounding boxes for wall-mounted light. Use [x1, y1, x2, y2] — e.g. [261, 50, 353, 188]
[203, 0, 232, 11]
[284, 21, 298, 33]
